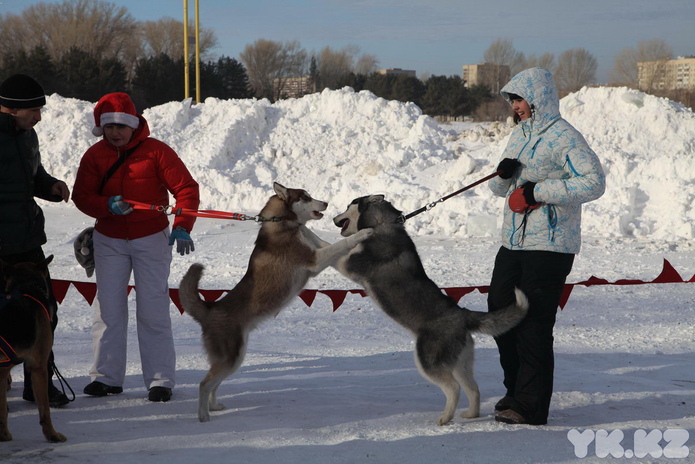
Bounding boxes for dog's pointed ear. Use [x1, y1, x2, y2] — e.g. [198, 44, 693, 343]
[44, 255, 54, 267]
[369, 195, 385, 203]
[273, 182, 289, 201]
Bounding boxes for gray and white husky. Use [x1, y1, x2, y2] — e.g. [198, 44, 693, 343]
[179, 182, 372, 422]
[333, 195, 528, 425]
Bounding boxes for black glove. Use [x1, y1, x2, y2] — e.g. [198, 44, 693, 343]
[496, 158, 521, 179]
[522, 182, 537, 206]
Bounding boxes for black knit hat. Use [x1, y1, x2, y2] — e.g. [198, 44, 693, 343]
[0, 74, 46, 108]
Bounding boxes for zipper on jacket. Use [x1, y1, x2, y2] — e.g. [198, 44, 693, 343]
[565, 155, 580, 176]
[529, 138, 542, 159]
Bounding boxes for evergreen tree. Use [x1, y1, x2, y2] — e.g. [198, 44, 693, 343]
[54, 47, 127, 102]
[420, 75, 450, 115]
[209, 56, 252, 99]
[309, 55, 320, 90]
[390, 75, 426, 106]
[131, 53, 185, 109]
[363, 72, 395, 99]
[420, 75, 491, 118]
[0, 46, 59, 95]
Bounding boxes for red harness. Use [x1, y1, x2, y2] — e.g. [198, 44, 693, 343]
[0, 291, 51, 367]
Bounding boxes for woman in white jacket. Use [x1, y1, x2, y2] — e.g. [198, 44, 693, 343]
[488, 67, 605, 425]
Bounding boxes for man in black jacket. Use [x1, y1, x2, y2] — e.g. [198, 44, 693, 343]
[0, 74, 70, 407]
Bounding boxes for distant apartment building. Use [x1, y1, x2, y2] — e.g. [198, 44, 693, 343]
[377, 68, 417, 77]
[637, 56, 695, 91]
[273, 76, 317, 99]
[462, 63, 510, 94]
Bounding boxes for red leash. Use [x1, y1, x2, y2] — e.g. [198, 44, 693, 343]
[122, 199, 256, 221]
[124, 171, 502, 224]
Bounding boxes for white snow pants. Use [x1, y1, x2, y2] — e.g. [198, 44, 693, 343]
[90, 229, 175, 390]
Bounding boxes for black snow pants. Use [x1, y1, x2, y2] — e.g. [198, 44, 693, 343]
[487, 246, 574, 425]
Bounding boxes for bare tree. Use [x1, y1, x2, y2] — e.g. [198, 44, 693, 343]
[354, 53, 379, 76]
[483, 39, 526, 93]
[239, 39, 307, 100]
[315, 45, 379, 90]
[274, 40, 308, 99]
[0, 0, 139, 67]
[141, 17, 218, 61]
[610, 39, 672, 89]
[554, 48, 597, 94]
[484, 39, 526, 74]
[524, 53, 556, 73]
[318, 46, 354, 89]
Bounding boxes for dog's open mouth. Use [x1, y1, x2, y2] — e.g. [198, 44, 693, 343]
[336, 218, 349, 233]
[312, 211, 324, 219]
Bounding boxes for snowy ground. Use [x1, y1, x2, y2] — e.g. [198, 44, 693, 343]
[2, 87, 694, 463]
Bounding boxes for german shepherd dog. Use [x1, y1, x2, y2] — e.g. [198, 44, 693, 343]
[0, 255, 66, 442]
[179, 182, 373, 422]
[333, 195, 528, 425]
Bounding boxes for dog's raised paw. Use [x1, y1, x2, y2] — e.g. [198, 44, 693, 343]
[350, 228, 374, 244]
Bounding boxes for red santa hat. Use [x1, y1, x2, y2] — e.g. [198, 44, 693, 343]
[92, 92, 140, 136]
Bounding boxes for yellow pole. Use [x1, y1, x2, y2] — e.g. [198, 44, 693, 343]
[195, 0, 201, 103]
[183, 0, 190, 100]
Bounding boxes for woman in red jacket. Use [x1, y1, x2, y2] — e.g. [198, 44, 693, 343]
[72, 93, 199, 402]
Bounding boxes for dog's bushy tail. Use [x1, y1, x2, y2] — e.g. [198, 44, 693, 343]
[178, 263, 210, 324]
[467, 288, 529, 337]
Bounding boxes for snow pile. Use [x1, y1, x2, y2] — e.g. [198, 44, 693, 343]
[38, 86, 695, 241]
[560, 87, 695, 239]
[5, 86, 694, 464]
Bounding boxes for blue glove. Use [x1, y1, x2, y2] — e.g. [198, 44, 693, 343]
[169, 227, 195, 255]
[108, 195, 133, 215]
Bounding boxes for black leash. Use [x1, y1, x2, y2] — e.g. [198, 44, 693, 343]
[398, 170, 501, 222]
[51, 360, 76, 403]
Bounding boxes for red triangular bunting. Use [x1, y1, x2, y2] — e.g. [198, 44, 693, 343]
[200, 290, 225, 302]
[349, 289, 368, 297]
[169, 289, 184, 314]
[42, 259, 695, 316]
[299, 289, 317, 307]
[51, 279, 71, 304]
[443, 286, 476, 303]
[558, 284, 574, 310]
[578, 276, 610, 287]
[476, 285, 490, 294]
[613, 279, 646, 285]
[318, 290, 348, 312]
[72, 281, 98, 305]
[652, 259, 683, 283]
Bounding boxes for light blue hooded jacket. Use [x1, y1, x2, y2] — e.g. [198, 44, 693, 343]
[489, 67, 606, 254]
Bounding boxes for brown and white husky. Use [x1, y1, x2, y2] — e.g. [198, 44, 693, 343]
[179, 182, 372, 422]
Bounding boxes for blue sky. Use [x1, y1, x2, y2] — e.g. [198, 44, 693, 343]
[2, 0, 694, 83]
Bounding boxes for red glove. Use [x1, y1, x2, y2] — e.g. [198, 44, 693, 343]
[509, 182, 541, 213]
